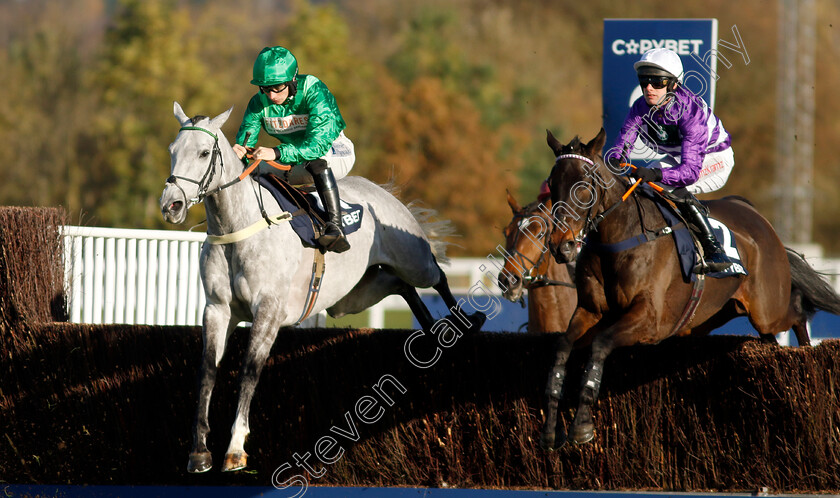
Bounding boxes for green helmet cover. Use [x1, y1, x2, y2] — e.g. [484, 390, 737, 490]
[251, 46, 299, 86]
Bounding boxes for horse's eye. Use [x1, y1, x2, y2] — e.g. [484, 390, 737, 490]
[200, 150, 210, 158]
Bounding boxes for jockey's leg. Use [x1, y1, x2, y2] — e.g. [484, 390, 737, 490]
[673, 189, 733, 274]
[306, 158, 350, 253]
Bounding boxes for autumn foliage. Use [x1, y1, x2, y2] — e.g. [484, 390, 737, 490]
[2, 0, 840, 256]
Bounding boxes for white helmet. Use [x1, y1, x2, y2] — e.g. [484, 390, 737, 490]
[633, 48, 684, 83]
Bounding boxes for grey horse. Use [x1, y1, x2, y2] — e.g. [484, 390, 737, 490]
[161, 102, 484, 473]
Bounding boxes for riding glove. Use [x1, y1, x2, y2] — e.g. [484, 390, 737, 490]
[630, 166, 663, 183]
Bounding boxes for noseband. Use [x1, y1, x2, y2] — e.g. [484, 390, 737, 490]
[506, 207, 577, 290]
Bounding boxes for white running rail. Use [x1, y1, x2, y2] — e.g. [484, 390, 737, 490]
[61, 226, 493, 328]
[61, 226, 840, 333]
[63, 226, 207, 326]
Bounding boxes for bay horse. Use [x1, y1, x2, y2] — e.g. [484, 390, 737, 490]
[540, 128, 840, 449]
[499, 191, 577, 333]
[161, 103, 484, 473]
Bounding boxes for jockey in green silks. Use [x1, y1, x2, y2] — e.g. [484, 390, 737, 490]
[233, 46, 353, 253]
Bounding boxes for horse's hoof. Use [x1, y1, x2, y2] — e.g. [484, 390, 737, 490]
[570, 423, 595, 444]
[539, 431, 556, 451]
[222, 451, 248, 472]
[187, 451, 213, 473]
[539, 427, 567, 451]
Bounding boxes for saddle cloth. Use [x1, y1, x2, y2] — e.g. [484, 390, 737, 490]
[653, 190, 748, 282]
[255, 174, 364, 248]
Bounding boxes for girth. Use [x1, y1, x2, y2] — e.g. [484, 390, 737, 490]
[585, 221, 687, 254]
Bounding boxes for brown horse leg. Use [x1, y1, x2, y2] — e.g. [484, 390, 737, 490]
[569, 334, 614, 444]
[568, 300, 661, 445]
[540, 333, 575, 450]
[787, 287, 812, 346]
[792, 320, 812, 347]
[540, 307, 600, 450]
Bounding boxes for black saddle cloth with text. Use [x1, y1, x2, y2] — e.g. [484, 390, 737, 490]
[255, 174, 363, 247]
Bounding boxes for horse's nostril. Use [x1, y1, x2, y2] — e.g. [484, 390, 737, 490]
[498, 273, 517, 288]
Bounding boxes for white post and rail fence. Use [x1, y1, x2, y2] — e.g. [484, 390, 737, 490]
[61, 226, 492, 329]
[61, 226, 840, 339]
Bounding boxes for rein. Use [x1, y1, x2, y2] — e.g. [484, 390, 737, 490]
[551, 155, 671, 252]
[168, 124, 322, 326]
[167, 126, 290, 205]
[168, 125, 294, 239]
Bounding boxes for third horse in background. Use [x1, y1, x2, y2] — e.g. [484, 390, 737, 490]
[499, 190, 577, 334]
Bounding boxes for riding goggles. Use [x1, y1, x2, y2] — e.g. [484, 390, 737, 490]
[260, 84, 289, 94]
[638, 75, 671, 89]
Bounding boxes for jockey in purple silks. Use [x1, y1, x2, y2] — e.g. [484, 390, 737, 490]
[606, 48, 735, 274]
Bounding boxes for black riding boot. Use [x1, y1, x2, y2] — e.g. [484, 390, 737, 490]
[306, 160, 350, 253]
[680, 202, 733, 274]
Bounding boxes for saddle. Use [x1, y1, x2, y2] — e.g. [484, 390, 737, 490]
[585, 183, 746, 283]
[647, 186, 747, 282]
[255, 173, 363, 248]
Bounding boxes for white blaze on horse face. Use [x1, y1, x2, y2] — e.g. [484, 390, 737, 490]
[518, 216, 550, 254]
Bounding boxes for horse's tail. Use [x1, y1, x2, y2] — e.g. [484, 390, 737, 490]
[380, 179, 458, 264]
[406, 201, 458, 265]
[786, 248, 840, 317]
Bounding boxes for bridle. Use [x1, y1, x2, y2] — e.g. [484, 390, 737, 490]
[166, 125, 269, 209]
[548, 153, 608, 249]
[165, 126, 226, 207]
[549, 153, 670, 257]
[163, 123, 322, 326]
[506, 208, 576, 290]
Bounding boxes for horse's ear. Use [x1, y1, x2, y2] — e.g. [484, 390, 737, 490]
[546, 129, 563, 156]
[506, 189, 522, 213]
[584, 127, 607, 156]
[173, 101, 191, 127]
[210, 106, 234, 130]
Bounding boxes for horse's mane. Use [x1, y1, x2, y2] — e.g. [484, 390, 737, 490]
[523, 199, 546, 214]
[190, 115, 210, 125]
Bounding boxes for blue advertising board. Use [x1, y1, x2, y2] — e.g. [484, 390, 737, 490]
[602, 19, 719, 159]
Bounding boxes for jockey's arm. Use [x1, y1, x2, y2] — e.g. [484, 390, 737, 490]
[233, 95, 265, 158]
[273, 79, 344, 164]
